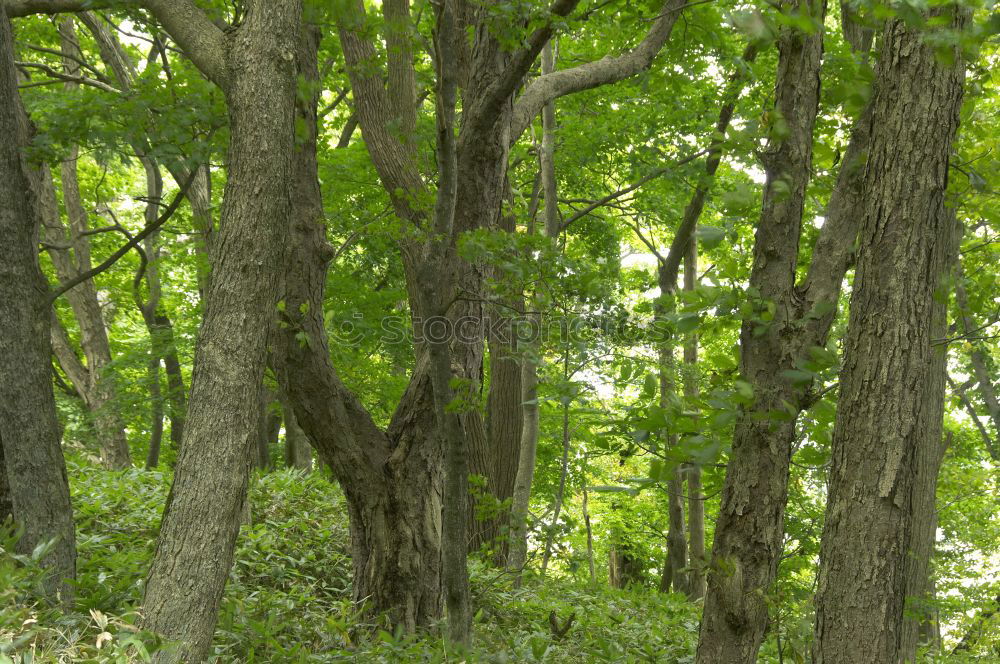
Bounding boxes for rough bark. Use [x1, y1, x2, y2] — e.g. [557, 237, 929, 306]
[271, 21, 445, 632]
[0, 8, 76, 601]
[139, 2, 301, 661]
[696, 4, 827, 661]
[812, 11, 968, 663]
[899, 213, 961, 661]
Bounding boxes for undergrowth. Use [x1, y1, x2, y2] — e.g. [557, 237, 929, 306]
[1, 461, 704, 662]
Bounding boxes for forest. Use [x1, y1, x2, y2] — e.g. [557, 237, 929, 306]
[0, 0, 998, 662]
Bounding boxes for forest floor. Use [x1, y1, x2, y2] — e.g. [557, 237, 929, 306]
[4, 457, 966, 663]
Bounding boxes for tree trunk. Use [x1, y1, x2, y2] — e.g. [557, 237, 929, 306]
[812, 11, 968, 663]
[145, 351, 164, 469]
[140, 2, 302, 660]
[254, 384, 278, 470]
[279, 391, 311, 471]
[0, 9, 76, 602]
[696, 5, 826, 661]
[508, 40, 559, 577]
[684, 235, 706, 601]
[899, 212, 960, 661]
[42, 18, 131, 469]
[272, 21, 446, 632]
[508, 310, 541, 580]
[541, 350, 573, 574]
[656, 266, 687, 594]
[0, 436, 12, 525]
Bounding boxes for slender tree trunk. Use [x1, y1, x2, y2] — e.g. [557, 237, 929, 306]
[508, 40, 559, 578]
[582, 486, 596, 585]
[508, 309, 540, 581]
[656, 266, 686, 594]
[140, 2, 302, 660]
[0, 9, 76, 602]
[812, 11, 968, 663]
[145, 352, 164, 469]
[279, 391, 311, 471]
[50, 18, 131, 469]
[541, 349, 572, 574]
[684, 235, 706, 601]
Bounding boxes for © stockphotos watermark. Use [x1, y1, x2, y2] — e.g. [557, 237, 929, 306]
[328, 312, 679, 348]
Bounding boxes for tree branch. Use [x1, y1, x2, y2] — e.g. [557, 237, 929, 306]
[559, 148, 709, 232]
[465, 0, 581, 135]
[48, 168, 196, 303]
[142, 0, 226, 88]
[509, 0, 688, 144]
[16, 59, 120, 93]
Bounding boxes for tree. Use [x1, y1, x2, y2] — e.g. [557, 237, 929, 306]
[695, 2, 876, 659]
[0, 5, 76, 602]
[812, 9, 970, 663]
[136, 1, 303, 661]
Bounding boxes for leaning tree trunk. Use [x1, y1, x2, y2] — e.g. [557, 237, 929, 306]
[695, 4, 826, 660]
[0, 9, 76, 602]
[812, 10, 968, 664]
[140, 2, 302, 661]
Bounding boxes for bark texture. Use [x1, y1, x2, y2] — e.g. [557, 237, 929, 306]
[0, 9, 76, 602]
[812, 11, 968, 663]
[696, 4, 828, 661]
[140, 2, 301, 660]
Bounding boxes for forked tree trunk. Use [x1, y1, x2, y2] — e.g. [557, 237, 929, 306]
[271, 22, 446, 630]
[696, 4, 827, 660]
[0, 9, 76, 602]
[140, 2, 302, 661]
[812, 10, 968, 663]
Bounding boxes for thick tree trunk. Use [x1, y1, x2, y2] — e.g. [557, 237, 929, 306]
[140, 2, 301, 661]
[472, 286, 522, 559]
[696, 5, 826, 661]
[812, 11, 968, 663]
[272, 22, 445, 631]
[0, 10, 76, 601]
